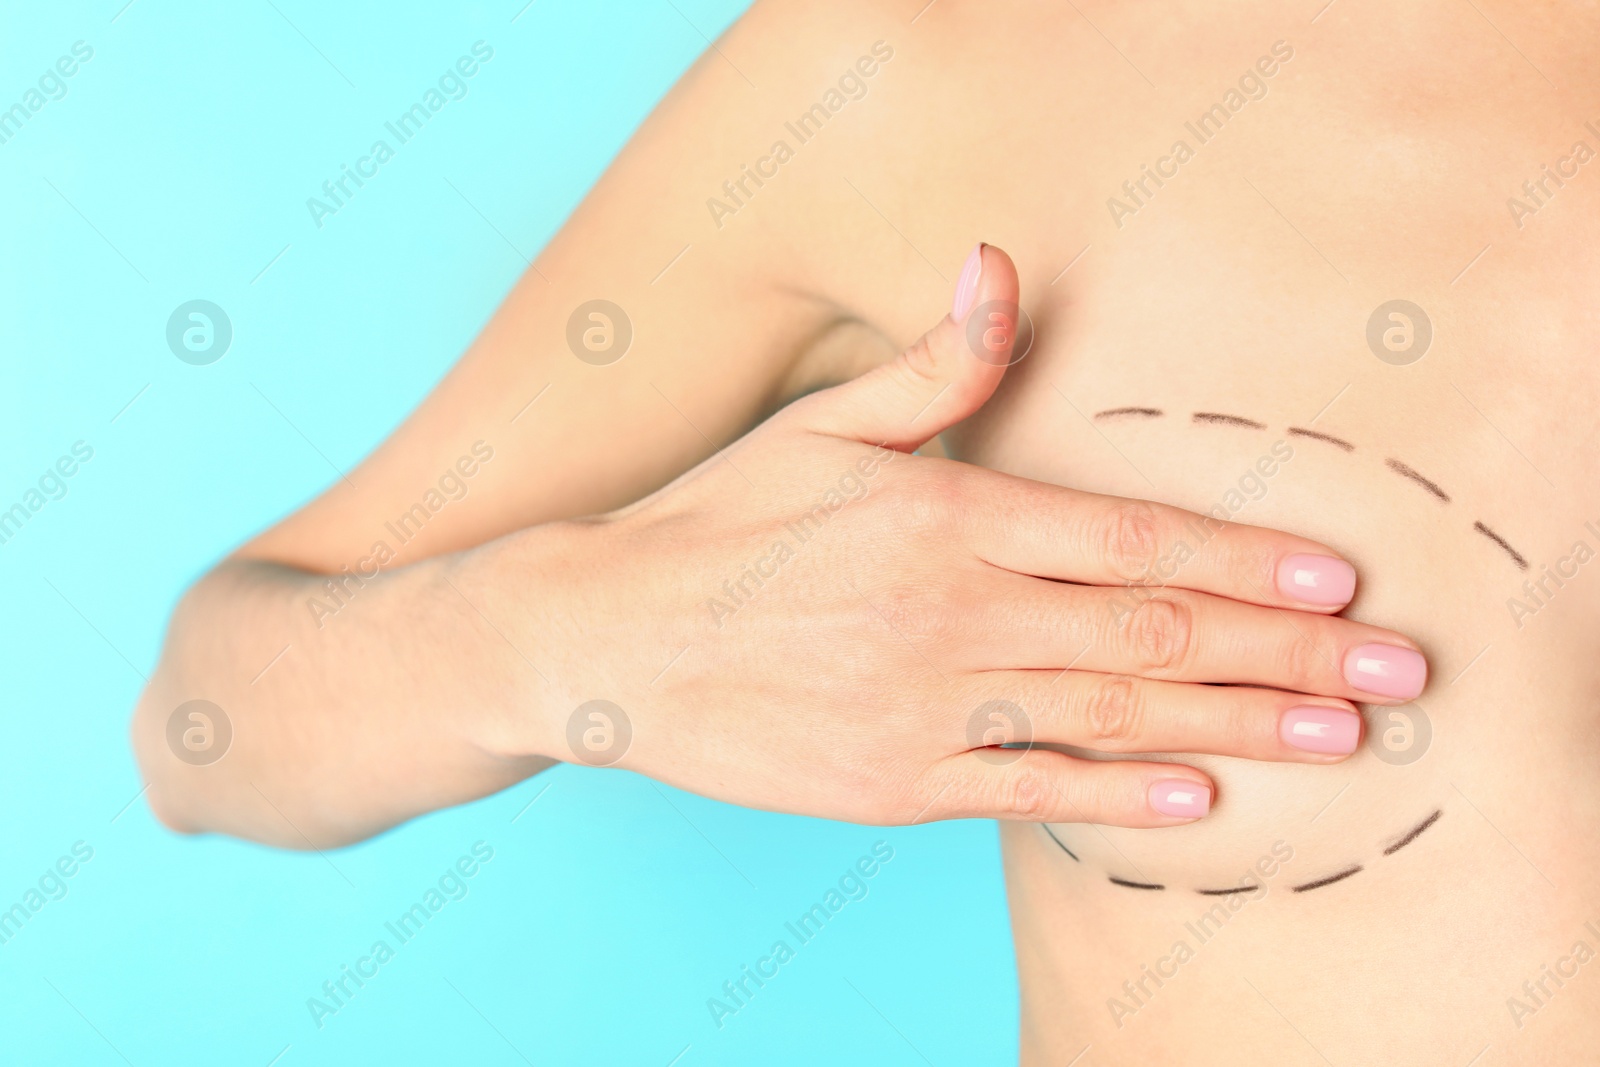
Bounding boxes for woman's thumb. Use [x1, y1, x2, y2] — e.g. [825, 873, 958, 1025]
[798, 244, 1022, 451]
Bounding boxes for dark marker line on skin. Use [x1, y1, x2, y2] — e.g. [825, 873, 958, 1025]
[1109, 876, 1166, 891]
[1291, 865, 1364, 893]
[1041, 824, 1080, 861]
[1193, 412, 1267, 430]
[1383, 809, 1443, 855]
[1472, 522, 1529, 570]
[1095, 406, 1164, 420]
[1385, 459, 1451, 502]
[1044, 795, 1448, 892]
[1286, 426, 1355, 452]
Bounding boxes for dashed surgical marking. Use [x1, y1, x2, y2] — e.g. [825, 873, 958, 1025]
[1291, 864, 1364, 893]
[1094, 406, 1164, 420]
[1097, 403, 1530, 575]
[1472, 521, 1529, 570]
[1042, 824, 1080, 861]
[1385, 458, 1451, 502]
[1193, 412, 1267, 429]
[1287, 426, 1355, 452]
[1109, 876, 1165, 891]
[1045, 806, 1442, 896]
[1383, 808, 1443, 855]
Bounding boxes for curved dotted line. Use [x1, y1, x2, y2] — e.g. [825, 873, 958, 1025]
[1287, 427, 1354, 452]
[1110, 876, 1165, 891]
[1291, 864, 1363, 893]
[1381, 807, 1442, 855]
[1472, 522, 1529, 570]
[1039, 807, 1444, 896]
[1042, 823, 1079, 861]
[1385, 458, 1451, 502]
[1091, 407, 1530, 571]
[1194, 412, 1267, 430]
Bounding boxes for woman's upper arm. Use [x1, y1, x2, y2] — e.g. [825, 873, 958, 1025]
[236, 4, 868, 574]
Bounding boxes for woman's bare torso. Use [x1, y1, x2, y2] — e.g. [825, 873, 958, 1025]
[266, 0, 1600, 1059]
[725, 1, 1600, 1061]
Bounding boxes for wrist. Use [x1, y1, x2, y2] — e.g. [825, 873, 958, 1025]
[439, 517, 605, 765]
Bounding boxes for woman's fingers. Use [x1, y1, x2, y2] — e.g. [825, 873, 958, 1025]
[968, 477, 1359, 612]
[790, 243, 1020, 452]
[965, 574, 1426, 704]
[967, 671, 1362, 762]
[920, 748, 1214, 828]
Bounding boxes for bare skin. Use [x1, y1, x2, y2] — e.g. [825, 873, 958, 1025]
[131, 245, 1412, 845]
[132, 0, 1600, 1062]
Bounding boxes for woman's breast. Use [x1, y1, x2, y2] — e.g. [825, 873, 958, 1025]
[943, 228, 1600, 891]
[942, 243, 1600, 1063]
[830, 7, 1600, 1056]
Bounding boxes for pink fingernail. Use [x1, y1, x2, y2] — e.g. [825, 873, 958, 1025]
[1343, 643, 1427, 700]
[1280, 705, 1361, 755]
[1276, 553, 1356, 606]
[952, 243, 983, 323]
[1149, 779, 1211, 818]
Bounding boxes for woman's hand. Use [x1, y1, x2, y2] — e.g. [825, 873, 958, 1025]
[481, 245, 1428, 829]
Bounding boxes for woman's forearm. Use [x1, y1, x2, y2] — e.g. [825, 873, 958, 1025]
[130, 527, 571, 849]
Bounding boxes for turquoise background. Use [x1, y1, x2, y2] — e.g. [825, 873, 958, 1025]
[0, 2, 1014, 1063]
